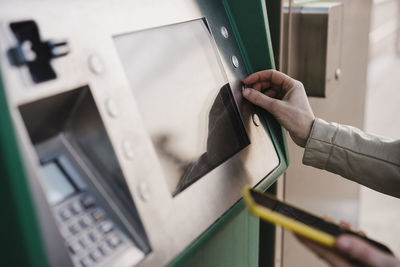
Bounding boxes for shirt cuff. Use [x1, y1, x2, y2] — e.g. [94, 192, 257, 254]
[302, 118, 339, 170]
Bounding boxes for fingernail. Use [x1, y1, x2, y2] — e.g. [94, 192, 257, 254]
[243, 88, 250, 97]
[337, 237, 351, 250]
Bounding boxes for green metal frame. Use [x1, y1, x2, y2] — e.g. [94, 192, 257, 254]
[0, 67, 49, 267]
[223, 0, 288, 192]
[0, 0, 287, 266]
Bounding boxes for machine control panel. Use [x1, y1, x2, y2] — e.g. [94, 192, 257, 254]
[38, 142, 146, 267]
[53, 192, 133, 267]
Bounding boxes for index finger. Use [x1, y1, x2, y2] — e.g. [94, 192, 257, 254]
[243, 69, 296, 91]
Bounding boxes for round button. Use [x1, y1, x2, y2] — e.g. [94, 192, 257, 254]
[122, 140, 134, 160]
[105, 98, 119, 118]
[252, 113, 261, 127]
[231, 56, 239, 68]
[88, 55, 104, 75]
[221, 26, 229, 38]
[138, 182, 150, 202]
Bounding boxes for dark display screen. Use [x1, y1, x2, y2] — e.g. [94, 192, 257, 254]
[114, 19, 249, 195]
[40, 161, 76, 205]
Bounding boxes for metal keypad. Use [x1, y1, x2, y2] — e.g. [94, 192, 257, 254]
[53, 192, 135, 267]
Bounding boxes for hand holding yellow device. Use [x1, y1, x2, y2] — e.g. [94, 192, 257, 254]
[243, 186, 392, 254]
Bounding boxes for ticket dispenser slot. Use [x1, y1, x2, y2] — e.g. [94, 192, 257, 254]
[19, 87, 150, 267]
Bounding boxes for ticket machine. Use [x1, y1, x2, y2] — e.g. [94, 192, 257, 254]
[0, 0, 288, 266]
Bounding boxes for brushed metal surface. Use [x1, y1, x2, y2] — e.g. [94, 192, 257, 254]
[0, 1, 280, 266]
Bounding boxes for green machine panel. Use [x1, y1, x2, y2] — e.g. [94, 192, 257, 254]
[0, 0, 287, 266]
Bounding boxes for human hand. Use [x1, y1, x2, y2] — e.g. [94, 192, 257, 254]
[298, 234, 399, 267]
[242, 69, 315, 147]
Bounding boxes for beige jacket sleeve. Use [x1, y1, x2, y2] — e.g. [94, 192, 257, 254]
[303, 118, 400, 198]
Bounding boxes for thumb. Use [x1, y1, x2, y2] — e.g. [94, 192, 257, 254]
[336, 235, 394, 267]
[243, 88, 284, 116]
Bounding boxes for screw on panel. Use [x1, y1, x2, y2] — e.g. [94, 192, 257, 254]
[88, 54, 104, 75]
[220, 26, 229, 38]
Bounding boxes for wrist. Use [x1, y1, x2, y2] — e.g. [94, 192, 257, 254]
[293, 116, 315, 148]
[302, 117, 315, 147]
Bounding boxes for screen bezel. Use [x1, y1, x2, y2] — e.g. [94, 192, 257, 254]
[108, 12, 281, 263]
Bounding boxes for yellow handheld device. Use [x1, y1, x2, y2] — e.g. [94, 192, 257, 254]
[243, 186, 392, 254]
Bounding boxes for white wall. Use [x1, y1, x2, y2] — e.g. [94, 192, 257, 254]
[360, 0, 400, 257]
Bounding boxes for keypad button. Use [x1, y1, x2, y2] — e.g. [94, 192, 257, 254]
[68, 241, 81, 255]
[106, 233, 122, 248]
[80, 256, 92, 267]
[98, 243, 111, 256]
[79, 236, 91, 249]
[69, 224, 80, 235]
[81, 195, 96, 209]
[71, 201, 83, 214]
[99, 220, 114, 234]
[89, 248, 103, 262]
[88, 230, 102, 242]
[91, 208, 106, 222]
[79, 215, 93, 229]
[59, 208, 73, 221]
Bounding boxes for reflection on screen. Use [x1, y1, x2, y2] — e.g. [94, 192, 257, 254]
[114, 19, 249, 195]
[40, 162, 76, 205]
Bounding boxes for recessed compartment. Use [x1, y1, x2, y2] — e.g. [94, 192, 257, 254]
[19, 86, 150, 267]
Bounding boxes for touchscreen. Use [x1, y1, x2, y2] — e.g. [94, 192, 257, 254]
[114, 19, 249, 195]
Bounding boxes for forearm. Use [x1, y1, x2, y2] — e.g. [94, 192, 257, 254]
[303, 118, 400, 198]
